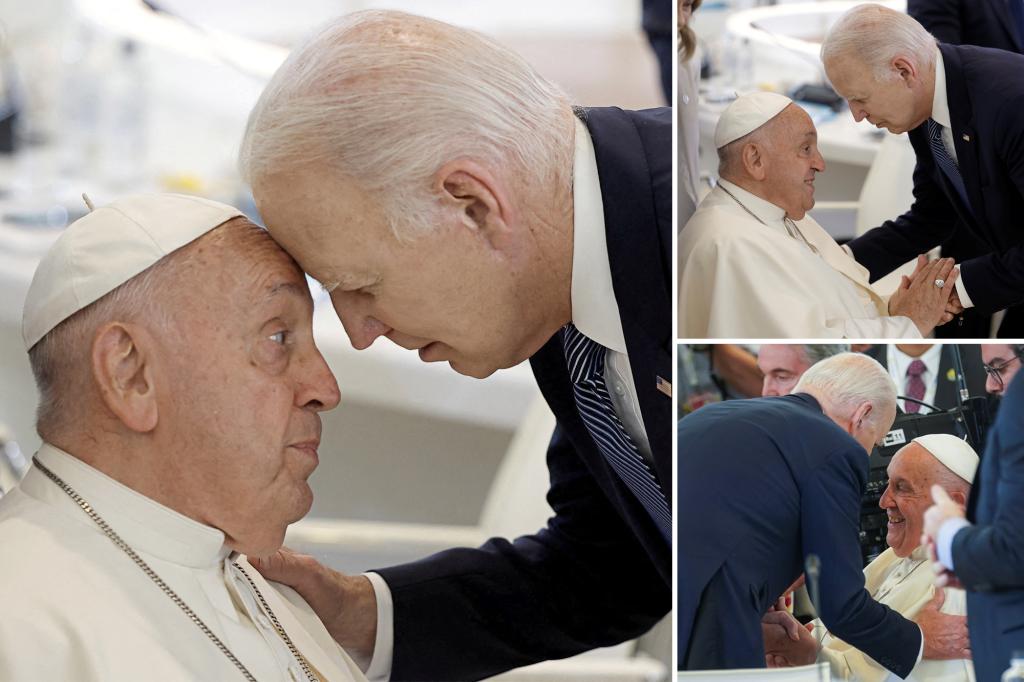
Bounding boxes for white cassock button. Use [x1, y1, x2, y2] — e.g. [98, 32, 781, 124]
[683, 94, 690, 105]
[614, 383, 625, 396]
[257, 613, 272, 630]
[289, 663, 304, 681]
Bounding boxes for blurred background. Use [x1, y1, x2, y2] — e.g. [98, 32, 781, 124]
[0, 1, 669, 679]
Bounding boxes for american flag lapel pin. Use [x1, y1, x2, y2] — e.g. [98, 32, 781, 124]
[656, 375, 672, 398]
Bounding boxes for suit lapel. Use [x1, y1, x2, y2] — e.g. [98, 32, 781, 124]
[576, 107, 672, 499]
[942, 45, 989, 233]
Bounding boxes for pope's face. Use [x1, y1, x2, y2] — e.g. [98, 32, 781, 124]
[757, 345, 811, 397]
[878, 443, 939, 558]
[762, 105, 825, 220]
[157, 220, 340, 556]
[824, 55, 928, 135]
[253, 166, 557, 379]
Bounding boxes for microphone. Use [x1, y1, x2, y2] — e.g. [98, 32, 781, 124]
[804, 554, 826, 682]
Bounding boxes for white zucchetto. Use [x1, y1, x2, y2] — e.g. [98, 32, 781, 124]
[22, 193, 243, 350]
[714, 92, 794, 149]
[912, 434, 980, 484]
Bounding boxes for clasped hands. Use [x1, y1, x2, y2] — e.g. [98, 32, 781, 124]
[887, 255, 964, 336]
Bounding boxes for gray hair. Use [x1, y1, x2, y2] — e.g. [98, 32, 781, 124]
[794, 352, 897, 431]
[239, 9, 574, 241]
[801, 344, 850, 366]
[28, 218, 270, 440]
[820, 4, 937, 82]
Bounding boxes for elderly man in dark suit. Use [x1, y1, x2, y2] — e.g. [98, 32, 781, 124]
[235, 9, 672, 682]
[909, 0, 1024, 337]
[924, 371, 1024, 681]
[822, 4, 1024, 337]
[678, 353, 968, 676]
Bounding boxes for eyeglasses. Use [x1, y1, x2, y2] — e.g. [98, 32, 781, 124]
[983, 354, 1021, 391]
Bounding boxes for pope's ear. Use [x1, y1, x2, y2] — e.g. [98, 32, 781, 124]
[91, 322, 158, 433]
[434, 159, 514, 249]
[742, 142, 768, 181]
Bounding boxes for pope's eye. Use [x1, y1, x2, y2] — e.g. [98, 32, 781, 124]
[268, 331, 287, 345]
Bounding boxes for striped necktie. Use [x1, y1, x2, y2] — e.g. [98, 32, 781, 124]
[926, 118, 972, 213]
[562, 323, 671, 543]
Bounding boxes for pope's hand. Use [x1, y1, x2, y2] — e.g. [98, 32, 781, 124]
[250, 547, 378, 664]
[887, 256, 959, 335]
[916, 588, 971, 660]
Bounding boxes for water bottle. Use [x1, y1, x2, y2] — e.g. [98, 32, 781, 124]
[1003, 651, 1024, 682]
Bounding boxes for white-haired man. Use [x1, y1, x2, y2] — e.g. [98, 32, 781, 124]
[678, 353, 968, 675]
[678, 91, 956, 338]
[764, 434, 978, 681]
[822, 3, 1024, 338]
[238, 10, 672, 682]
[0, 195, 366, 680]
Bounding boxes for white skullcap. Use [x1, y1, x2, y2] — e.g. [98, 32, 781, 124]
[22, 193, 244, 350]
[912, 434, 980, 484]
[714, 92, 794, 149]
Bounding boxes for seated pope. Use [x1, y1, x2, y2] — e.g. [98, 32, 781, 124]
[678, 92, 959, 339]
[765, 434, 978, 682]
[0, 194, 366, 681]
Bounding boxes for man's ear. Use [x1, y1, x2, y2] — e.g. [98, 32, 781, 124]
[434, 159, 514, 249]
[91, 322, 159, 433]
[742, 142, 768, 181]
[850, 401, 874, 435]
[893, 55, 918, 86]
[948, 488, 968, 508]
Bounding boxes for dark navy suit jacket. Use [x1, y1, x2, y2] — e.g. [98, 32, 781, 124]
[376, 107, 672, 681]
[677, 394, 920, 678]
[951, 373, 1024, 681]
[848, 44, 1024, 336]
[909, 0, 1024, 53]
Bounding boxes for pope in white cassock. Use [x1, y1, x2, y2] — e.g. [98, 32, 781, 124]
[766, 434, 977, 681]
[0, 194, 366, 681]
[678, 92, 959, 339]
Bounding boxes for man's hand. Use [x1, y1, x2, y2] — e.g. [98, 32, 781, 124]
[946, 286, 964, 316]
[923, 484, 966, 542]
[916, 588, 971, 660]
[250, 547, 378, 663]
[921, 485, 968, 588]
[762, 610, 817, 667]
[887, 255, 960, 335]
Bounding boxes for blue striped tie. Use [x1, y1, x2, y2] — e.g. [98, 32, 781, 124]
[926, 118, 972, 213]
[562, 323, 671, 543]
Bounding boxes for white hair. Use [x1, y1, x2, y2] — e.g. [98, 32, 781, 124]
[239, 9, 574, 241]
[794, 352, 897, 430]
[821, 4, 937, 82]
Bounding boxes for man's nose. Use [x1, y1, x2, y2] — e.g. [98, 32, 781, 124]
[850, 103, 867, 122]
[331, 292, 390, 350]
[813, 149, 826, 172]
[297, 349, 341, 413]
[986, 374, 1003, 396]
[878, 485, 894, 510]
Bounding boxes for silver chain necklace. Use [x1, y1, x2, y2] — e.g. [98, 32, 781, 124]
[717, 182, 820, 255]
[33, 457, 319, 682]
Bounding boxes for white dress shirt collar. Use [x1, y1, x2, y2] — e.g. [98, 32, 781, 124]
[24, 443, 230, 568]
[716, 178, 789, 235]
[570, 116, 627, 355]
[932, 48, 951, 129]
